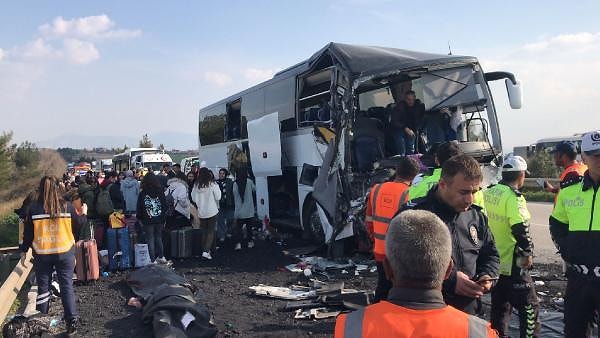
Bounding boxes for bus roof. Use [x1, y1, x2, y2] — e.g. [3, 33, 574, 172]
[199, 42, 477, 112]
[536, 134, 583, 144]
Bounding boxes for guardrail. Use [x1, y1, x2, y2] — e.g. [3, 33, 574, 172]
[522, 178, 560, 189]
[0, 248, 32, 324]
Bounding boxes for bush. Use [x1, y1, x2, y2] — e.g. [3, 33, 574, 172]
[0, 212, 20, 247]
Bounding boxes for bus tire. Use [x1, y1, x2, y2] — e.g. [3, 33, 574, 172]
[303, 197, 326, 246]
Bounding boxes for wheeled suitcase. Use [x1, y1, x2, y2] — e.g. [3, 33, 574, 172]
[106, 227, 132, 270]
[170, 228, 192, 258]
[75, 224, 100, 282]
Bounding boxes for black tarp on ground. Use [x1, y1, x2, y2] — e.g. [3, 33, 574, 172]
[126, 265, 217, 338]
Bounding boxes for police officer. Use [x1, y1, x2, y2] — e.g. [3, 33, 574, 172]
[401, 154, 499, 314]
[410, 141, 486, 211]
[365, 156, 420, 302]
[335, 210, 496, 337]
[550, 130, 600, 337]
[484, 155, 540, 337]
[545, 140, 587, 199]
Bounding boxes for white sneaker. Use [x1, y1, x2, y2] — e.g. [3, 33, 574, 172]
[202, 252, 212, 260]
[247, 241, 254, 249]
[234, 243, 242, 251]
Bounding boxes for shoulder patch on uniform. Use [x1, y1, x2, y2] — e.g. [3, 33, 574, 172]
[560, 176, 584, 189]
[469, 225, 479, 246]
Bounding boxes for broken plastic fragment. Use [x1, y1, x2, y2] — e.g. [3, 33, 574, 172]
[180, 311, 195, 329]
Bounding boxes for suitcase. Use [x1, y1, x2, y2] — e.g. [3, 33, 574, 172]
[75, 224, 100, 281]
[170, 228, 193, 258]
[106, 227, 132, 271]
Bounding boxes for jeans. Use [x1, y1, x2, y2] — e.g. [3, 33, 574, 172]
[143, 222, 164, 260]
[217, 208, 234, 240]
[199, 216, 217, 252]
[354, 137, 380, 172]
[34, 249, 78, 320]
[393, 129, 415, 155]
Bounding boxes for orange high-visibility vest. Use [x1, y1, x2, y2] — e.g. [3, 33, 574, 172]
[334, 301, 497, 338]
[560, 163, 587, 182]
[31, 213, 75, 255]
[366, 182, 409, 262]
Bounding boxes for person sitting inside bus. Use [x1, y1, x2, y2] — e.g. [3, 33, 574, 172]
[390, 91, 425, 156]
[353, 110, 385, 172]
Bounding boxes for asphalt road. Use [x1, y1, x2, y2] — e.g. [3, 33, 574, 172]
[527, 202, 562, 265]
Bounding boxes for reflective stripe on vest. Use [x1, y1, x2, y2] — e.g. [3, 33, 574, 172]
[31, 213, 75, 255]
[370, 182, 410, 261]
[338, 304, 491, 338]
[467, 315, 490, 338]
[342, 307, 364, 338]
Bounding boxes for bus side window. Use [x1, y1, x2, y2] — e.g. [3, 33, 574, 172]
[226, 99, 242, 141]
[297, 68, 333, 127]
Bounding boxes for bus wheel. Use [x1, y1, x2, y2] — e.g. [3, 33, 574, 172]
[303, 198, 325, 246]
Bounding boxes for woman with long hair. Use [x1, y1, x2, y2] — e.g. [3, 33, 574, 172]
[191, 167, 221, 260]
[232, 167, 257, 251]
[19, 176, 87, 335]
[136, 172, 167, 263]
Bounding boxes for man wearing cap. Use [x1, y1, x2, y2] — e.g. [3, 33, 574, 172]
[545, 141, 587, 199]
[484, 156, 540, 337]
[549, 131, 600, 337]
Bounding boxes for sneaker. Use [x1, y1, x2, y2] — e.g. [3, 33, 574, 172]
[234, 243, 242, 251]
[67, 317, 81, 335]
[202, 252, 212, 260]
[247, 241, 254, 249]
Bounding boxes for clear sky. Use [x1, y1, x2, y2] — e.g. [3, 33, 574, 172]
[1, 0, 599, 151]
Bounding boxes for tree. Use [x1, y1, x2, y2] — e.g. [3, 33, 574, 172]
[0, 131, 14, 189]
[139, 134, 153, 148]
[527, 151, 561, 178]
[14, 141, 40, 170]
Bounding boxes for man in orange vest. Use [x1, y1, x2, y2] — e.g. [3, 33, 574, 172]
[545, 141, 587, 197]
[335, 210, 497, 337]
[365, 156, 420, 302]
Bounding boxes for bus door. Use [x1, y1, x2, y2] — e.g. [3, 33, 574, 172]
[247, 112, 283, 223]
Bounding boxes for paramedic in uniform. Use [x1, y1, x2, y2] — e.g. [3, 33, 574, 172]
[549, 130, 600, 338]
[19, 176, 87, 335]
[484, 155, 540, 337]
[545, 140, 587, 198]
[365, 156, 420, 301]
[401, 154, 499, 314]
[335, 210, 497, 337]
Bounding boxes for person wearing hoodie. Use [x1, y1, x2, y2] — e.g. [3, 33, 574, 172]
[120, 170, 140, 214]
[216, 168, 234, 242]
[165, 172, 191, 229]
[136, 172, 167, 262]
[191, 167, 221, 260]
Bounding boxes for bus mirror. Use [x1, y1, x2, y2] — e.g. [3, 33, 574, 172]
[505, 78, 522, 109]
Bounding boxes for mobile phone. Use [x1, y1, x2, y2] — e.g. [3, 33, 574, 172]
[476, 277, 499, 284]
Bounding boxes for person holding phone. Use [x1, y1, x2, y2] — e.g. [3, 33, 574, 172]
[545, 141, 587, 201]
[484, 156, 540, 337]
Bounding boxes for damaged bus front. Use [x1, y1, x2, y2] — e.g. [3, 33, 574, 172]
[307, 44, 522, 249]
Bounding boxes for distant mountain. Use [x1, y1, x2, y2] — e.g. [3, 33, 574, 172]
[38, 131, 198, 151]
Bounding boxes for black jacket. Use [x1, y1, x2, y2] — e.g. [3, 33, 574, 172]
[400, 186, 500, 311]
[136, 188, 167, 224]
[216, 178, 234, 209]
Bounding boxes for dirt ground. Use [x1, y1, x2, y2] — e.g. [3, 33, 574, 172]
[35, 238, 376, 337]
[13, 238, 565, 338]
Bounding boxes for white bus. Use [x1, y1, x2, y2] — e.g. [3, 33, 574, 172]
[112, 147, 160, 172]
[198, 43, 523, 245]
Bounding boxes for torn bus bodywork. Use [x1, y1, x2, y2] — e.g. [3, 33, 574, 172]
[306, 43, 521, 252]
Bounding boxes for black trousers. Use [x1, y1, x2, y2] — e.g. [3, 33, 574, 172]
[564, 273, 600, 338]
[374, 262, 392, 302]
[491, 274, 540, 338]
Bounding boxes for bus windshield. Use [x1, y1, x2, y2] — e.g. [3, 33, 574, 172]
[356, 66, 500, 154]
